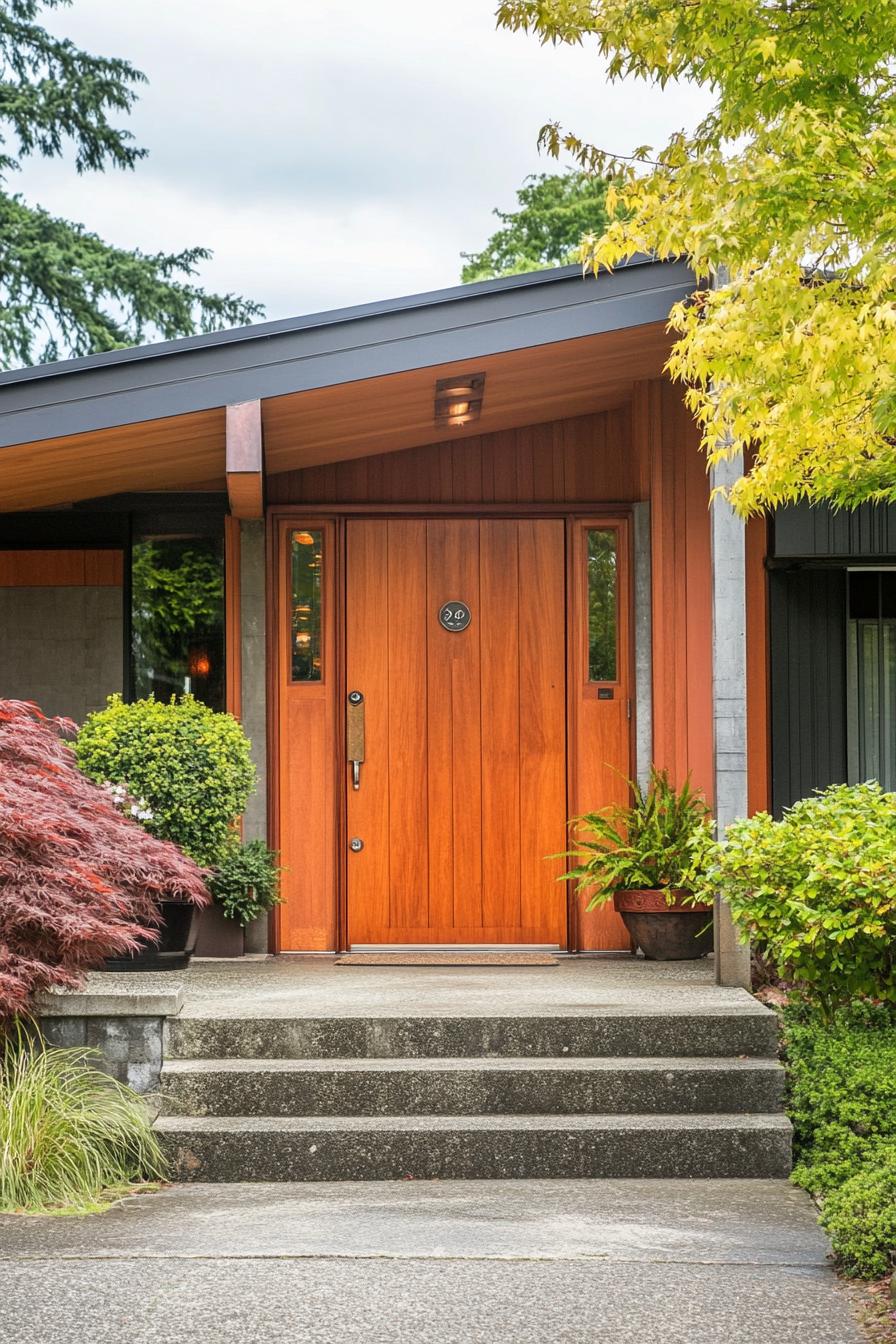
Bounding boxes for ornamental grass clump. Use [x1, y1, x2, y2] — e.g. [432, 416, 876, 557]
[0, 1024, 164, 1214]
[700, 782, 896, 1015]
[75, 694, 254, 867]
[0, 700, 208, 1016]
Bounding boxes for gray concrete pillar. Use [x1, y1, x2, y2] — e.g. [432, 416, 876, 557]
[632, 501, 653, 792]
[238, 519, 269, 954]
[710, 452, 752, 988]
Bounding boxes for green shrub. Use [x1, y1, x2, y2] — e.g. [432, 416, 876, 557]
[0, 1026, 165, 1214]
[700, 783, 896, 1013]
[562, 768, 712, 910]
[784, 1001, 896, 1195]
[209, 839, 281, 926]
[820, 1152, 896, 1279]
[76, 694, 255, 867]
[782, 1002, 896, 1279]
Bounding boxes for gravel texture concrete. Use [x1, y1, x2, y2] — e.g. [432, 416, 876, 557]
[157, 1113, 793, 1182]
[0, 1180, 862, 1344]
[84, 954, 760, 1020]
[167, 1009, 780, 1060]
[160, 1054, 786, 1117]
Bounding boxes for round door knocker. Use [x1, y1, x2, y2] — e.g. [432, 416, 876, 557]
[438, 601, 471, 632]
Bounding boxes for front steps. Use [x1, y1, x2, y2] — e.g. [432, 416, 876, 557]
[157, 1010, 792, 1182]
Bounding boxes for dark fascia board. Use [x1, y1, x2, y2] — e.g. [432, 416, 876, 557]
[0, 257, 694, 449]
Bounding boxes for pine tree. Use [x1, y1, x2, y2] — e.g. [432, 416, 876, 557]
[0, 0, 262, 368]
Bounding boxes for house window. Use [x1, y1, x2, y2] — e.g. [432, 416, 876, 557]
[130, 527, 225, 710]
[290, 529, 323, 681]
[847, 570, 896, 790]
[587, 528, 618, 682]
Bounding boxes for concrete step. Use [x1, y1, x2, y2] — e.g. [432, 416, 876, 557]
[160, 1055, 786, 1118]
[167, 1010, 780, 1061]
[155, 1112, 793, 1181]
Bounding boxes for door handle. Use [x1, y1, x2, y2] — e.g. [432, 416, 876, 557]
[347, 691, 365, 790]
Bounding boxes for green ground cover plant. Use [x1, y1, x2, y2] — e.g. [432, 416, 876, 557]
[0, 1025, 164, 1214]
[783, 1001, 896, 1279]
[697, 783, 896, 1280]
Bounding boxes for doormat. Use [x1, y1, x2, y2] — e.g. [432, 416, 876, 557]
[335, 952, 558, 966]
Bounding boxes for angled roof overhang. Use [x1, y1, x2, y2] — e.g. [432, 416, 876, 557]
[0, 257, 694, 512]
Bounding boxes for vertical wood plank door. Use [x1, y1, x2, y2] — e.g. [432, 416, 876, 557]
[345, 518, 568, 946]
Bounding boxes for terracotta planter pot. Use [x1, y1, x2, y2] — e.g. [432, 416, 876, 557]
[103, 899, 201, 972]
[613, 889, 714, 961]
[194, 902, 245, 958]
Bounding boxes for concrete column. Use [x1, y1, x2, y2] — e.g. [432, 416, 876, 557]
[238, 519, 269, 954]
[710, 452, 752, 988]
[632, 501, 653, 792]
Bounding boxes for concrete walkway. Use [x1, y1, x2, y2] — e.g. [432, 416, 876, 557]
[0, 1180, 863, 1343]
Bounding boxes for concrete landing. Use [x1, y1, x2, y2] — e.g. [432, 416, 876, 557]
[84, 953, 761, 1019]
[0, 1180, 863, 1343]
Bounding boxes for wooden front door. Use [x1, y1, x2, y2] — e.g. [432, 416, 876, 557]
[345, 518, 567, 946]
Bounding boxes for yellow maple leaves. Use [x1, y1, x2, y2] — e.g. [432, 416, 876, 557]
[498, 0, 896, 514]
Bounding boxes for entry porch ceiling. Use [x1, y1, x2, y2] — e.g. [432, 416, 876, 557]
[261, 321, 672, 475]
[0, 324, 672, 512]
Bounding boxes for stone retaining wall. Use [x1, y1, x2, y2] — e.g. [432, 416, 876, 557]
[36, 982, 183, 1095]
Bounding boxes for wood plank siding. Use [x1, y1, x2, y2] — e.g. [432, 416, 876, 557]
[0, 549, 123, 586]
[267, 409, 637, 506]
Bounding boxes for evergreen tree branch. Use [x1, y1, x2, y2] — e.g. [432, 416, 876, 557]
[0, 192, 262, 366]
[0, 0, 263, 367]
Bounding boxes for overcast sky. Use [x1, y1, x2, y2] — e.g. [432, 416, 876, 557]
[17, 1, 709, 324]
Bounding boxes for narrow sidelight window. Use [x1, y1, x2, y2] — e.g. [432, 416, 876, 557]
[290, 529, 323, 681]
[587, 528, 618, 682]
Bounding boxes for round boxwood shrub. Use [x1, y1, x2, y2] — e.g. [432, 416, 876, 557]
[75, 695, 255, 867]
[699, 783, 896, 1013]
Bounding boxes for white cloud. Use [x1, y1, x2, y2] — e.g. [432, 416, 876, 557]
[13, 0, 710, 321]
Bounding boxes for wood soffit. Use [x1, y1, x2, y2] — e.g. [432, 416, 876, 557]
[0, 325, 672, 512]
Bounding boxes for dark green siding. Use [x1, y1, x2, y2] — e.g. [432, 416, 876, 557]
[769, 567, 847, 812]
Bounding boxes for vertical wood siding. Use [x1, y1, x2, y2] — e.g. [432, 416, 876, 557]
[266, 409, 637, 506]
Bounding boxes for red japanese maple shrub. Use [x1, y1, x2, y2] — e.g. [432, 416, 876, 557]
[0, 700, 209, 1015]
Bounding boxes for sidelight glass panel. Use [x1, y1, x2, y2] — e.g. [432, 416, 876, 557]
[290, 529, 323, 681]
[587, 528, 618, 682]
[847, 571, 896, 790]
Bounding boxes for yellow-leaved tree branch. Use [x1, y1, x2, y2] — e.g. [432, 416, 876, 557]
[496, 0, 896, 516]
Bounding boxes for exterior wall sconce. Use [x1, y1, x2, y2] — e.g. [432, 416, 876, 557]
[434, 372, 485, 427]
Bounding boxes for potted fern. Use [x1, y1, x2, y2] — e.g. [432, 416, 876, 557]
[562, 768, 714, 960]
[195, 839, 281, 957]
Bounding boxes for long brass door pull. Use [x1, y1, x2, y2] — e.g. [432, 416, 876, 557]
[346, 690, 365, 790]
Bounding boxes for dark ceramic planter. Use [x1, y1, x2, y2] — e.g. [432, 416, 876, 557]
[613, 889, 714, 961]
[103, 899, 201, 972]
[194, 902, 245, 958]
